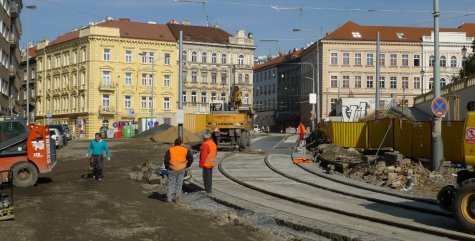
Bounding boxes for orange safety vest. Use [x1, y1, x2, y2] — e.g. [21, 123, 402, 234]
[298, 124, 306, 134]
[201, 140, 217, 168]
[169, 146, 188, 172]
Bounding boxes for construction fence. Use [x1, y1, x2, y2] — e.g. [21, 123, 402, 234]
[323, 118, 465, 163]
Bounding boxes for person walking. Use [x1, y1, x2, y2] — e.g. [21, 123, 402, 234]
[86, 133, 111, 181]
[297, 122, 306, 146]
[163, 137, 193, 203]
[199, 132, 217, 193]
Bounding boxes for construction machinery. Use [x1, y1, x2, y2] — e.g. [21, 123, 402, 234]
[206, 85, 253, 150]
[0, 117, 57, 187]
[437, 100, 475, 233]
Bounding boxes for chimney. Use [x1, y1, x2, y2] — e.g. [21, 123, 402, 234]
[119, 18, 130, 22]
[147, 21, 157, 24]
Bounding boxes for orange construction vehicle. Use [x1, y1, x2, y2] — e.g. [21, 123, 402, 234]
[0, 117, 57, 187]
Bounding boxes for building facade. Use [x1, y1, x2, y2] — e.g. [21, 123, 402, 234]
[34, 18, 178, 138]
[167, 21, 255, 114]
[0, 0, 22, 116]
[300, 21, 475, 121]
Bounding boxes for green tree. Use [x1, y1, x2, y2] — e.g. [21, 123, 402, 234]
[459, 40, 475, 79]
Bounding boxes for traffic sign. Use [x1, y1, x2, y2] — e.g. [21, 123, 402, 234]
[147, 120, 154, 126]
[431, 97, 449, 117]
[467, 127, 475, 144]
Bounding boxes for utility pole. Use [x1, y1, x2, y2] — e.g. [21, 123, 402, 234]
[178, 31, 184, 139]
[432, 0, 444, 172]
[375, 32, 381, 120]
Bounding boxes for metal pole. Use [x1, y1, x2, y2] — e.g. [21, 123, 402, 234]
[316, 44, 320, 125]
[26, 8, 30, 123]
[178, 31, 184, 139]
[151, 60, 154, 122]
[432, 0, 444, 172]
[375, 32, 381, 120]
[311, 63, 315, 131]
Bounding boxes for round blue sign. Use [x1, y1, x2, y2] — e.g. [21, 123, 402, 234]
[147, 120, 154, 126]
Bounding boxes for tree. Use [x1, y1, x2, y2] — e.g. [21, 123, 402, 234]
[459, 40, 475, 80]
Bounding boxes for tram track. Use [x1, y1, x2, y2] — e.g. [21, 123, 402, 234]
[214, 138, 475, 241]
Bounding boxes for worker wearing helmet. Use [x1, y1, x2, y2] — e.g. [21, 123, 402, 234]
[163, 137, 193, 203]
[199, 132, 217, 193]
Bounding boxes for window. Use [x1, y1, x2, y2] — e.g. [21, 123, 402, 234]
[141, 96, 147, 109]
[102, 95, 110, 109]
[82, 48, 87, 62]
[102, 71, 111, 86]
[103, 48, 111, 61]
[355, 76, 361, 88]
[211, 72, 217, 84]
[379, 77, 385, 89]
[163, 75, 170, 87]
[354, 53, 362, 65]
[379, 54, 385, 66]
[191, 71, 197, 83]
[182, 51, 187, 61]
[221, 54, 227, 64]
[191, 91, 197, 103]
[238, 55, 244, 65]
[148, 74, 154, 86]
[342, 76, 349, 88]
[221, 73, 227, 84]
[211, 92, 217, 101]
[245, 74, 250, 84]
[429, 55, 435, 67]
[331, 98, 338, 109]
[440, 56, 446, 67]
[414, 54, 420, 67]
[331, 53, 338, 65]
[390, 76, 397, 89]
[149, 96, 154, 109]
[414, 77, 421, 89]
[124, 96, 131, 108]
[390, 54, 397, 66]
[402, 54, 409, 66]
[450, 56, 457, 67]
[164, 53, 171, 65]
[201, 92, 207, 103]
[183, 91, 187, 103]
[331, 76, 338, 88]
[366, 53, 374, 66]
[238, 74, 243, 83]
[191, 51, 197, 62]
[125, 50, 132, 63]
[429, 78, 434, 90]
[141, 74, 147, 86]
[211, 53, 217, 64]
[201, 52, 207, 63]
[148, 52, 154, 63]
[366, 76, 374, 88]
[125, 72, 132, 85]
[441, 78, 447, 86]
[221, 92, 226, 102]
[202, 72, 208, 83]
[141, 52, 147, 63]
[402, 77, 409, 90]
[343, 52, 350, 65]
[164, 97, 170, 110]
[182, 70, 187, 82]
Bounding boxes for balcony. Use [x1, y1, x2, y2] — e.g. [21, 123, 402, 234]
[9, 33, 17, 48]
[98, 81, 116, 92]
[9, 65, 16, 79]
[10, 4, 18, 18]
[99, 105, 115, 115]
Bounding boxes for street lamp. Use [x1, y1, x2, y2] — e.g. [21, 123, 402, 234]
[420, 69, 425, 94]
[462, 46, 468, 79]
[25, 5, 36, 124]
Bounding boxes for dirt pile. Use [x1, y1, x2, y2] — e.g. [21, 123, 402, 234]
[129, 160, 167, 184]
[151, 126, 201, 145]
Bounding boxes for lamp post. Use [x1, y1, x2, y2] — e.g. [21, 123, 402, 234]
[462, 46, 468, 79]
[420, 69, 425, 94]
[25, 5, 36, 124]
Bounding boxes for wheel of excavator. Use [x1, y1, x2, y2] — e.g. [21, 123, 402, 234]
[454, 179, 475, 234]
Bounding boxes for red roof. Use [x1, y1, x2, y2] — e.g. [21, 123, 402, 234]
[27, 46, 37, 58]
[254, 50, 302, 71]
[167, 23, 231, 44]
[324, 21, 475, 42]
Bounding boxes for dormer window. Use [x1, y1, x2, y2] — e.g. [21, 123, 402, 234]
[352, 32, 362, 38]
[396, 32, 406, 39]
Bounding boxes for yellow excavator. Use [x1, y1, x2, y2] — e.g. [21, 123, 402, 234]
[438, 100, 475, 233]
[206, 85, 253, 150]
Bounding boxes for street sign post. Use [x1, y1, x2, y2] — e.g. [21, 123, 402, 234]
[431, 97, 448, 117]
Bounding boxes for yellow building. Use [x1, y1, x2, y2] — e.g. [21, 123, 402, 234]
[34, 18, 178, 138]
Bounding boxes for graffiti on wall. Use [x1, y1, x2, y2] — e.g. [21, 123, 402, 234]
[343, 102, 370, 122]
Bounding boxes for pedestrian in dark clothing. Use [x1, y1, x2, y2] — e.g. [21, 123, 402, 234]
[199, 132, 217, 193]
[86, 133, 111, 181]
[163, 137, 193, 203]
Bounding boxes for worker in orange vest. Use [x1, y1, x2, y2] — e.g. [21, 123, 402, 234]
[297, 122, 306, 146]
[199, 132, 218, 193]
[163, 137, 194, 203]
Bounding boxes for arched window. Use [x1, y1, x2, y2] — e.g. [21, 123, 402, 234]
[182, 51, 187, 62]
[201, 52, 207, 63]
[245, 74, 250, 84]
[440, 56, 446, 67]
[429, 78, 434, 90]
[238, 74, 243, 83]
[429, 55, 435, 67]
[238, 54, 244, 65]
[450, 56, 457, 67]
[211, 53, 217, 64]
[191, 51, 197, 62]
[221, 54, 227, 64]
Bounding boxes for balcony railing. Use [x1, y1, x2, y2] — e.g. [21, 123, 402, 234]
[99, 81, 115, 91]
[10, 4, 18, 18]
[9, 65, 16, 78]
[9, 33, 17, 47]
[98, 105, 115, 114]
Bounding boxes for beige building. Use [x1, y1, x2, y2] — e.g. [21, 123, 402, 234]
[300, 21, 475, 120]
[0, 0, 22, 116]
[34, 18, 178, 138]
[167, 21, 255, 113]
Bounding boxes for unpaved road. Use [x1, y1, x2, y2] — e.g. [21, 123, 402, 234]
[0, 138, 282, 241]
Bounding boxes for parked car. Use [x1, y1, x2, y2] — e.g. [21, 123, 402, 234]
[253, 125, 260, 133]
[62, 124, 72, 141]
[49, 128, 64, 149]
[47, 124, 68, 146]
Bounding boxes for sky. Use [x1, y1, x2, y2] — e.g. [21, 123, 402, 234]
[20, 0, 475, 57]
